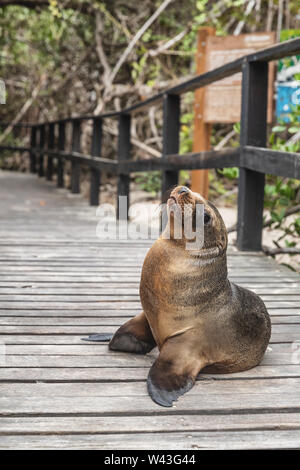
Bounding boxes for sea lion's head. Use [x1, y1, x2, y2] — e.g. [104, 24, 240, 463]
[165, 186, 227, 255]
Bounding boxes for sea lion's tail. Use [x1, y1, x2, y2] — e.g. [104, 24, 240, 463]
[81, 334, 113, 342]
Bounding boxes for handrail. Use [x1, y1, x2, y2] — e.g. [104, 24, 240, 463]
[1, 36, 300, 127]
[1, 36, 300, 252]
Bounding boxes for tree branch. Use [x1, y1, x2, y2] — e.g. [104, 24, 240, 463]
[227, 204, 300, 233]
[105, 0, 174, 92]
[103, 123, 161, 158]
[0, 75, 46, 143]
[262, 246, 300, 256]
[95, 10, 111, 88]
[149, 28, 188, 57]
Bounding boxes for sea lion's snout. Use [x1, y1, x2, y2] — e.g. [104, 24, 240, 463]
[167, 186, 190, 206]
[178, 186, 189, 195]
[168, 186, 193, 203]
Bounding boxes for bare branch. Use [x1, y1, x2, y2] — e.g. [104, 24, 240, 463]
[149, 28, 188, 57]
[214, 129, 236, 151]
[95, 10, 111, 87]
[277, 0, 284, 41]
[262, 246, 300, 255]
[105, 0, 174, 90]
[286, 129, 300, 146]
[0, 75, 46, 144]
[266, 0, 274, 31]
[233, 0, 256, 36]
[227, 204, 300, 233]
[264, 205, 300, 227]
[103, 123, 161, 158]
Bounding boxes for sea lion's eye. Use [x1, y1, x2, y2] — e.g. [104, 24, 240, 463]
[204, 212, 211, 225]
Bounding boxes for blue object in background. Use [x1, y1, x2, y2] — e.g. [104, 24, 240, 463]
[276, 82, 300, 122]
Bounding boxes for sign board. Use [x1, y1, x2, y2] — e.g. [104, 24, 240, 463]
[276, 30, 300, 122]
[203, 32, 276, 123]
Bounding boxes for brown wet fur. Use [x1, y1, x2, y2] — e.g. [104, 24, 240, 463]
[108, 186, 271, 406]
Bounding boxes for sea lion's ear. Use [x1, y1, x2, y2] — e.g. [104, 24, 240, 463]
[147, 334, 205, 407]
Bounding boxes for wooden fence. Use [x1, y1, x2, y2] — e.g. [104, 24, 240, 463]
[1, 37, 300, 251]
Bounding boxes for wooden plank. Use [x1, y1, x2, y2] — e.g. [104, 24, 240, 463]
[1, 377, 300, 397]
[0, 342, 293, 356]
[0, 349, 296, 367]
[0, 323, 299, 336]
[1, 430, 300, 450]
[0, 307, 298, 316]
[2, 287, 300, 295]
[0, 413, 299, 435]
[244, 146, 300, 180]
[0, 302, 299, 311]
[0, 314, 299, 326]
[1, 283, 300, 293]
[1, 392, 300, 416]
[0, 355, 153, 368]
[0, 171, 300, 450]
[1, 365, 300, 382]
[0, 335, 98, 345]
[0, 333, 295, 345]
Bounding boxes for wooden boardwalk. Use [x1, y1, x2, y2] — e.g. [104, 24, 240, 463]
[0, 170, 300, 449]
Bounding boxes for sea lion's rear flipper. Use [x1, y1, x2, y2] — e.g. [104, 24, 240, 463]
[109, 311, 156, 354]
[147, 333, 205, 407]
[81, 334, 113, 342]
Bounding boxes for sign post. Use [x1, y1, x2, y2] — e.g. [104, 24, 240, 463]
[191, 27, 215, 199]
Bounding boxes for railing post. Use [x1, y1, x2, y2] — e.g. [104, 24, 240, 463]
[29, 126, 37, 173]
[90, 117, 102, 206]
[38, 124, 45, 177]
[161, 93, 180, 201]
[71, 120, 81, 194]
[117, 114, 131, 220]
[46, 123, 55, 181]
[57, 122, 65, 188]
[237, 61, 268, 251]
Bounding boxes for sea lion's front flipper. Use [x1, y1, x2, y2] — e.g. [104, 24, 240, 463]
[81, 334, 113, 342]
[109, 311, 156, 354]
[147, 333, 205, 407]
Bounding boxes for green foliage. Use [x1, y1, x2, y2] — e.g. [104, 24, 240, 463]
[218, 167, 239, 179]
[135, 171, 161, 196]
[263, 107, 300, 253]
[269, 104, 300, 153]
[180, 109, 194, 154]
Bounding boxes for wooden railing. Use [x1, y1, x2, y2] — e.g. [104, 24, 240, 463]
[1, 37, 300, 251]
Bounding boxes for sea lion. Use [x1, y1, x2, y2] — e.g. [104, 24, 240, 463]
[84, 186, 271, 407]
